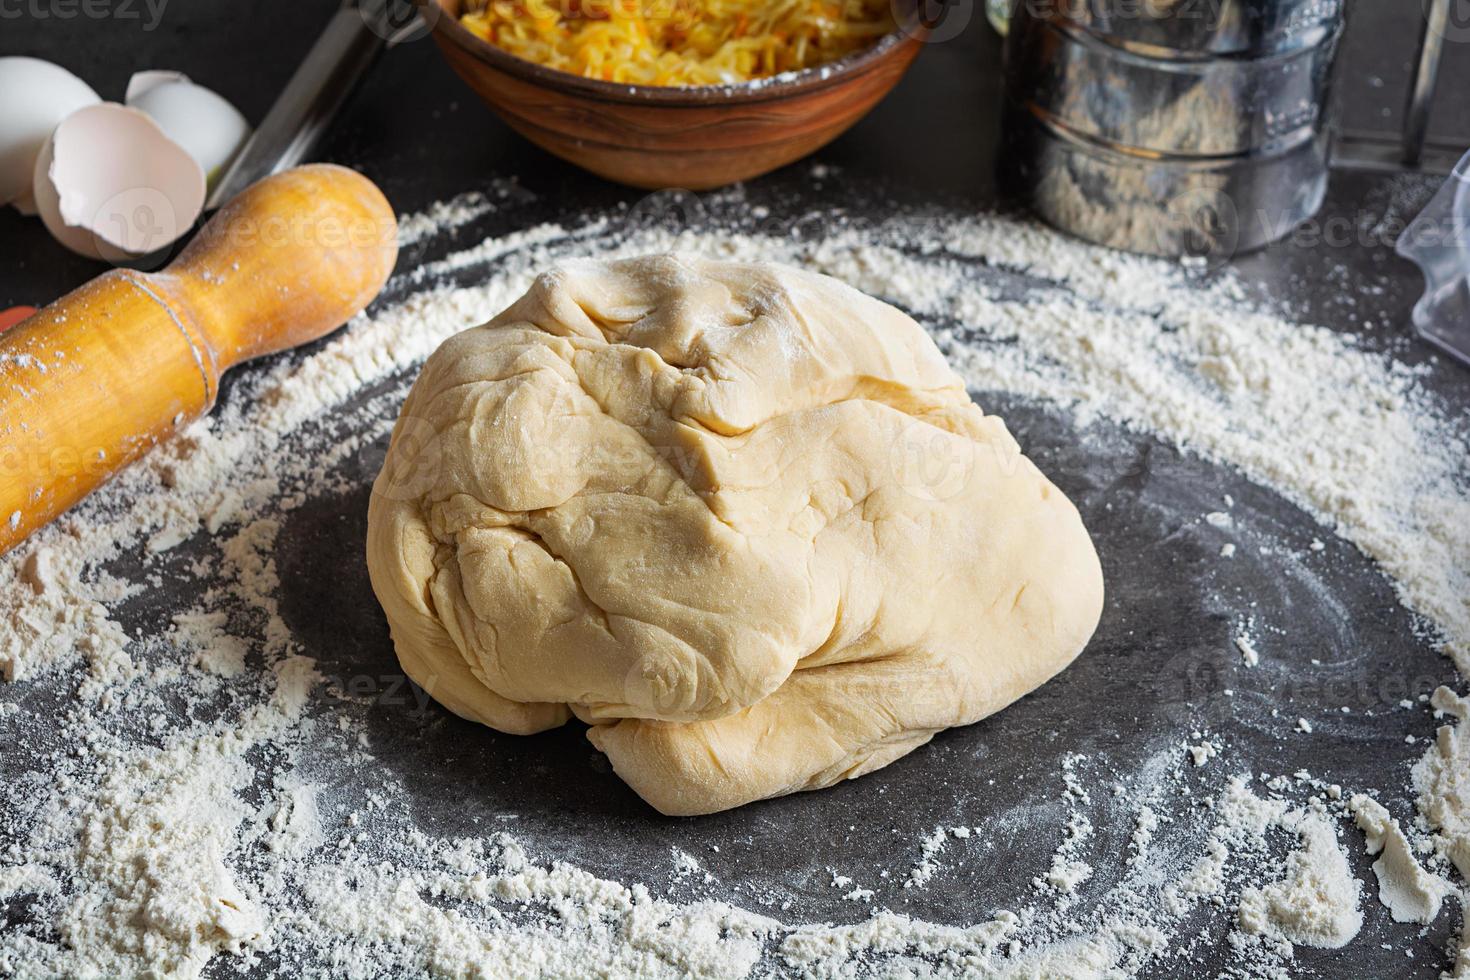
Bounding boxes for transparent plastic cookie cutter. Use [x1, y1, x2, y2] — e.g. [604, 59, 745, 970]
[1397, 147, 1470, 368]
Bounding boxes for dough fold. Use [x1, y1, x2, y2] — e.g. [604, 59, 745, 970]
[366, 254, 1104, 815]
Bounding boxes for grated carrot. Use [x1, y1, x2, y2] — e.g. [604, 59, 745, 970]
[459, 0, 893, 86]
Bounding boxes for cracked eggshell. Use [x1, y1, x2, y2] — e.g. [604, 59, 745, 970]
[0, 57, 101, 213]
[125, 71, 251, 185]
[32, 103, 205, 261]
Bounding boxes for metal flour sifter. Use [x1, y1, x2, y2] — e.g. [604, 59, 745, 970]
[997, 0, 1460, 259]
[997, 0, 1470, 364]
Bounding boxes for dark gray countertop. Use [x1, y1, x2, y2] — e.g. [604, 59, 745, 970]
[3, 2, 1469, 978]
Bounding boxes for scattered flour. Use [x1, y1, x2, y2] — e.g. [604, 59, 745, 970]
[1037, 813, 1094, 895]
[672, 848, 703, 877]
[905, 826, 951, 889]
[1349, 794, 1453, 924]
[298, 834, 773, 979]
[1163, 839, 1229, 915]
[1226, 780, 1363, 952]
[1416, 689, 1470, 882]
[1129, 806, 1159, 865]
[394, 185, 525, 247]
[1237, 809, 1363, 951]
[0, 189, 1466, 978]
[1188, 741, 1219, 767]
[0, 865, 57, 899]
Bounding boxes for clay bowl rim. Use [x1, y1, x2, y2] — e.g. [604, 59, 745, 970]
[421, 0, 926, 107]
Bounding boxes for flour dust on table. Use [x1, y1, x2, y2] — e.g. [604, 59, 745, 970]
[0, 179, 1466, 978]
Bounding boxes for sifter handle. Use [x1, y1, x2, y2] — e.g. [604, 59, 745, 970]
[206, 0, 424, 210]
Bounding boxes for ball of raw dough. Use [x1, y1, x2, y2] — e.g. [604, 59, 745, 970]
[366, 254, 1104, 815]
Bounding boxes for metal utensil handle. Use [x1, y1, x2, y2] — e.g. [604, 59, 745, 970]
[1403, 0, 1450, 168]
[206, 1, 397, 209]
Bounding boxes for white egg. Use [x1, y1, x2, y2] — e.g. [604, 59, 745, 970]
[0, 57, 101, 213]
[32, 103, 205, 261]
[125, 71, 251, 185]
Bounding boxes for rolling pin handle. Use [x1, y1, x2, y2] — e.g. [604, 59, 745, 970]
[0, 165, 397, 558]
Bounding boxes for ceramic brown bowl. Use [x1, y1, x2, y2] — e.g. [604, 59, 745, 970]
[421, 0, 926, 190]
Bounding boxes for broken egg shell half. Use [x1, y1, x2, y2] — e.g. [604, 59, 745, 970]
[32, 103, 206, 261]
[0, 57, 101, 214]
[125, 71, 251, 187]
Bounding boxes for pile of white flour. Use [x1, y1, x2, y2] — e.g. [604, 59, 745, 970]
[1, 177, 1466, 978]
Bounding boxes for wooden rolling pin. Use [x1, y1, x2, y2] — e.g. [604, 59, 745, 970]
[0, 164, 398, 556]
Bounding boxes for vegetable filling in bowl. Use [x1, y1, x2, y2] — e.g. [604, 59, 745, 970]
[458, 0, 898, 86]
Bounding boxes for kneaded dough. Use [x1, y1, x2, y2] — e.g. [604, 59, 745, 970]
[366, 254, 1104, 816]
